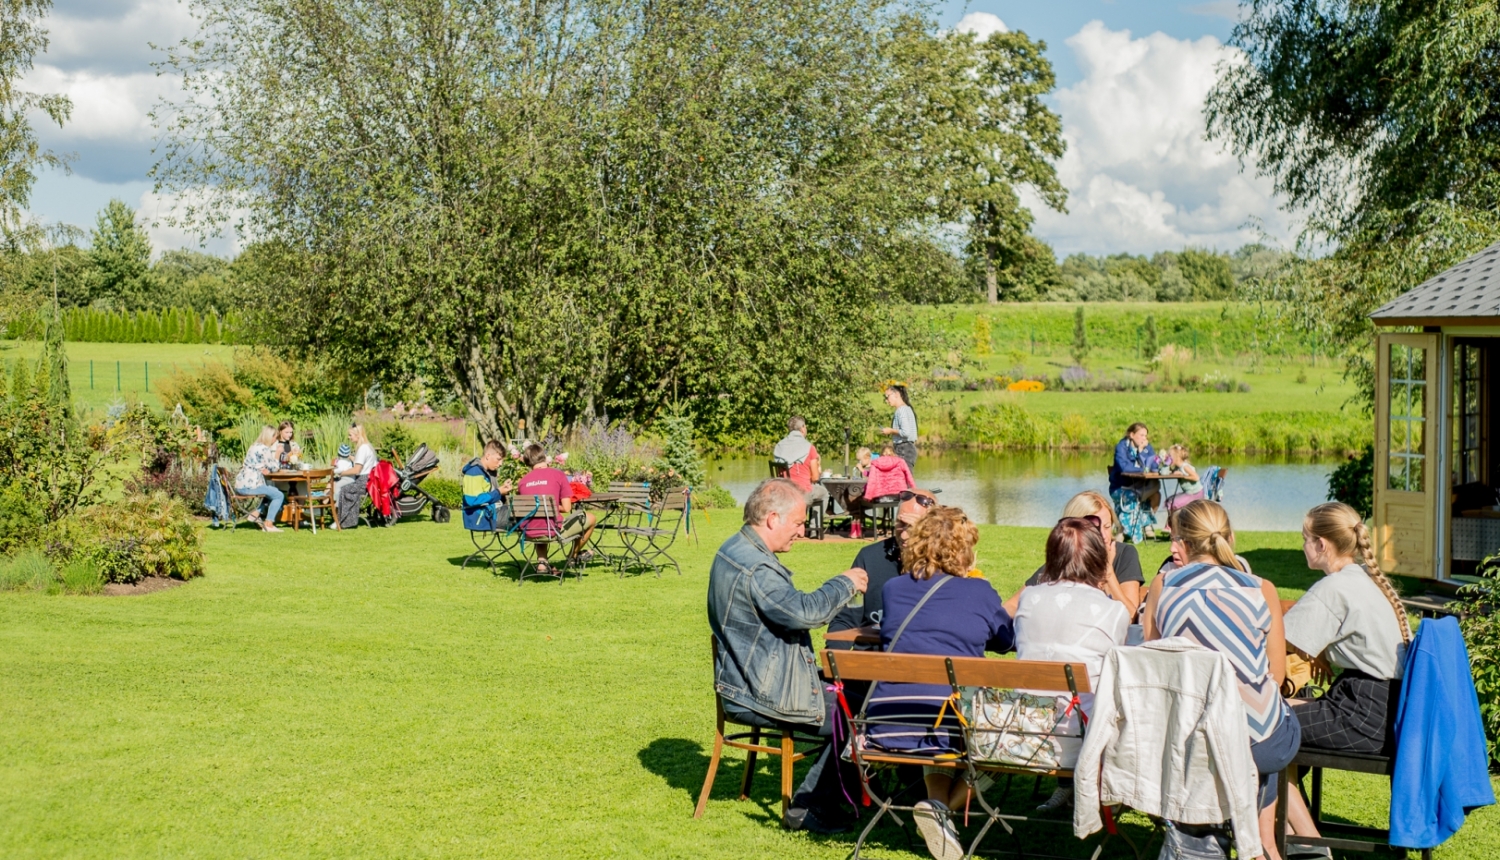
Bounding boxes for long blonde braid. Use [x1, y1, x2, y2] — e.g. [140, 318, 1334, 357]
[1305, 502, 1412, 643]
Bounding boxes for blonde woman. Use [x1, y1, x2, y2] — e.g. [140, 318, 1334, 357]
[865, 506, 1014, 859]
[235, 425, 284, 532]
[1007, 490, 1143, 619]
[1143, 500, 1297, 860]
[1277, 502, 1414, 851]
[335, 424, 379, 529]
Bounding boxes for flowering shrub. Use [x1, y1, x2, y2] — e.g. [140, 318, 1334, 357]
[1006, 379, 1046, 392]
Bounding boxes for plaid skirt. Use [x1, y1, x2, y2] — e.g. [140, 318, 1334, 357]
[1294, 669, 1401, 755]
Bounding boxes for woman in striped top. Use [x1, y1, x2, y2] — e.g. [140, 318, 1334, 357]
[1143, 499, 1299, 860]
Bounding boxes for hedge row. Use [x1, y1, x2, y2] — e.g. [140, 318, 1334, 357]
[3, 307, 243, 344]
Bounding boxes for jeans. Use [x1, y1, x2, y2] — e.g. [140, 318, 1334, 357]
[337, 475, 368, 529]
[242, 484, 284, 524]
[723, 686, 864, 817]
[893, 440, 917, 472]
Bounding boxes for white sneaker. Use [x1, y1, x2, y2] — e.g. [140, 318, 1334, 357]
[1036, 786, 1073, 812]
[913, 799, 964, 859]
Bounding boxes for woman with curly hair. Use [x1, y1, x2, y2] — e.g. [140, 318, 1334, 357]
[865, 505, 1014, 859]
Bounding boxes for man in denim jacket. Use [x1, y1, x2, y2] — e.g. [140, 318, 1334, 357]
[709, 478, 868, 833]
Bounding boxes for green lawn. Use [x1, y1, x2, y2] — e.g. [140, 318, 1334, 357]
[0, 340, 236, 411]
[2, 516, 1495, 858]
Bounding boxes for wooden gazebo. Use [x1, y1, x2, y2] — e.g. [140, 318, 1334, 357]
[1369, 240, 1500, 579]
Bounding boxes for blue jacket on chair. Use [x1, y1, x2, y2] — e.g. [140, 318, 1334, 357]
[1390, 615, 1495, 848]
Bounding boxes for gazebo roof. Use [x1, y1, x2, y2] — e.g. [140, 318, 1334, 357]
[1370, 240, 1500, 327]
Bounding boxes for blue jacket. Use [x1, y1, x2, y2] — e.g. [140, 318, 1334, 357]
[1108, 438, 1157, 492]
[1390, 616, 1495, 848]
[203, 468, 230, 525]
[708, 526, 855, 724]
[461, 458, 504, 531]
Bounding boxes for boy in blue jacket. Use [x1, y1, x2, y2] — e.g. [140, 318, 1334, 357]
[461, 440, 512, 531]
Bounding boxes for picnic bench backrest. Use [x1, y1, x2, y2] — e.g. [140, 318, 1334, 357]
[823, 650, 1089, 695]
[608, 482, 653, 510]
[510, 494, 560, 524]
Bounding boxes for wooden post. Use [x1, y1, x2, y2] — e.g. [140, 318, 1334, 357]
[843, 426, 850, 477]
[116, 360, 121, 391]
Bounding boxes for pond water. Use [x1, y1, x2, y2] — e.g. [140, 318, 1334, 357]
[709, 450, 1343, 532]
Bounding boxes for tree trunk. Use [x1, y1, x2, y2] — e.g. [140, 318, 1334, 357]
[985, 242, 999, 304]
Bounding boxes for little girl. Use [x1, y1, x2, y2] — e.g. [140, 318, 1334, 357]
[1162, 444, 1204, 517]
[854, 446, 873, 477]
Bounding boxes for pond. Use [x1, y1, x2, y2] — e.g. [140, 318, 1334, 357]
[708, 450, 1343, 532]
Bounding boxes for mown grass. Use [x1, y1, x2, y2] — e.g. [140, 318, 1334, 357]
[0, 340, 235, 411]
[2, 515, 1494, 858]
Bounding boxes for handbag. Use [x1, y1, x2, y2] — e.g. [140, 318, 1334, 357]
[963, 687, 1079, 770]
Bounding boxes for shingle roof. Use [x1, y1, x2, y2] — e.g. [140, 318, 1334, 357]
[1371, 240, 1500, 325]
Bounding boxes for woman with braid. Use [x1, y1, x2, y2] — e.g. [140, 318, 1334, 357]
[1143, 499, 1299, 860]
[1276, 502, 1413, 853]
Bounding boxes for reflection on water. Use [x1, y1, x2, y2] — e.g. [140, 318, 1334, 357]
[710, 450, 1340, 532]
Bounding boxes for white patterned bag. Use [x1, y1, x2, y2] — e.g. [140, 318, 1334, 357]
[962, 688, 1082, 770]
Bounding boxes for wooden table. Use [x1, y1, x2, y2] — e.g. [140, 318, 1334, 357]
[265, 470, 313, 527]
[824, 625, 881, 647]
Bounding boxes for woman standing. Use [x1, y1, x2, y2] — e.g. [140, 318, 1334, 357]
[880, 384, 918, 472]
[1143, 500, 1299, 860]
[1278, 502, 1412, 849]
[235, 426, 284, 532]
[335, 424, 378, 530]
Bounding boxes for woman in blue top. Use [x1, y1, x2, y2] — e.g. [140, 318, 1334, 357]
[1108, 422, 1161, 534]
[865, 505, 1013, 859]
[880, 384, 918, 472]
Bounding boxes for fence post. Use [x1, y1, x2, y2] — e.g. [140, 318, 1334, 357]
[145, 362, 149, 391]
[90, 360, 94, 390]
[116, 361, 121, 392]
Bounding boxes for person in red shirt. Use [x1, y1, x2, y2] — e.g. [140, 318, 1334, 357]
[516, 444, 597, 573]
[772, 416, 829, 511]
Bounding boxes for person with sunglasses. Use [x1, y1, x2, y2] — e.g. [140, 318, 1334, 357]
[826, 488, 938, 644]
[1005, 491, 1143, 619]
[1012, 516, 1132, 813]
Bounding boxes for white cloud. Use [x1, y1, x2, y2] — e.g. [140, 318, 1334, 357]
[955, 12, 1008, 40]
[136, 188, 241, 259]
[1030, 21, 1296, 255]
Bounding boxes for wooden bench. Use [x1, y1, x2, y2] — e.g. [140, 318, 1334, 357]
[822, 650, 1145, 860]
[1274, 748, 1432, 859]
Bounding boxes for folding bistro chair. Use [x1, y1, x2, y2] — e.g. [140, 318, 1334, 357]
[593, 482, 653, 571]
[695, 637, 824, 820]
[461, 501, 528, 577]
[215, 466, 269, 529]
[511, 494, 584, 585]
[1203, 466, 1226, 502]
[290, 468, 335, 532]
[619, 488, 690, 577]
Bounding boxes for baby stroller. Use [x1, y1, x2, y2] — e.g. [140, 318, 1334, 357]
[391, 443, 449, 523]
[366, 444, 449, 526]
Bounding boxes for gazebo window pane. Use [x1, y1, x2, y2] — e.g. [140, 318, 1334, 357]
[1389, 456, 1408, 491]
[1410, 381, 1425, 417]
[1409, 457, 1424, 491]
[1389, 420, 1409, 454]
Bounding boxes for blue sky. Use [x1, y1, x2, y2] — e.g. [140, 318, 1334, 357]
[23, 0, 1289, 258]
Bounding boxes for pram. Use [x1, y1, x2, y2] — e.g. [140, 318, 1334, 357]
[366, 443, 450, 525]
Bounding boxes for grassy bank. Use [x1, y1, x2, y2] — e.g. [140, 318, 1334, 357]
[2, 517, 1494, 859]
[0, 340, 235, 411]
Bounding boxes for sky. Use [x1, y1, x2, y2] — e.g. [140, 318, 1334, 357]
[20, 0, 1294, 259]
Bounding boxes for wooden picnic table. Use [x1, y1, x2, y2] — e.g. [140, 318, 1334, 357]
[824, 625, 882, 647]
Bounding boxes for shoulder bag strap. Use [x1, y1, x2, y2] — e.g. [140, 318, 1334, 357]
[887, 575, 952, 653]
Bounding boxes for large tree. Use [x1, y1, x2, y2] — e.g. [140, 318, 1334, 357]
[886, 21, 1066, 304]
[1206, 0, 1500, 400]
[157, 0, 957, 442]
[87, 200, 155, 308]
[0, 0, 70, 240]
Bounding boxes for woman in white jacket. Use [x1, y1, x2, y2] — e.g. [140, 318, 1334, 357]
[1142, 500, 1300, 860]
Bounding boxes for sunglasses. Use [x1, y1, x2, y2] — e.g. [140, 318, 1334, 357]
[1059, 515, 1103, 529]
[898, 490, 937, 508]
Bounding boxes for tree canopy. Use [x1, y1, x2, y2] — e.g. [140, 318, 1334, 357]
[0, 0, 70, 241]
[156, 0, 1061, 442]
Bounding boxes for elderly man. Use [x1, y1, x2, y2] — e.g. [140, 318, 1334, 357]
[772, 416, 830, 511]
[826, 488, 938, 641]
[708, 478, 869, 833]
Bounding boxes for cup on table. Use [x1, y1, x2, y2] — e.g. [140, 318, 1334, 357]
[821, 470, 832, 479]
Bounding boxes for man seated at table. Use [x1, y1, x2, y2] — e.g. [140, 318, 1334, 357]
[827, 488, 937, 645]
[517, 443, 597, 571]
[772, 416, 829, 511]
[708, 478, 869, 833]
[461, 440, 514, 531]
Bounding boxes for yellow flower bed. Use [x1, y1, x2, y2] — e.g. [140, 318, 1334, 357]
[1006, 379, 1046, 392]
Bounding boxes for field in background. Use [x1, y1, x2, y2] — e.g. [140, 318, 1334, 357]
[0, 341, 236, 412]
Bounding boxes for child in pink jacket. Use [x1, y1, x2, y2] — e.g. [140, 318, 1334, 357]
[863, 443, 915, 500]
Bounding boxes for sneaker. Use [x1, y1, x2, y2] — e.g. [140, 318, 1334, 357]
[913, 799, 964, 859]
[1036, 786, 1073, 812]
